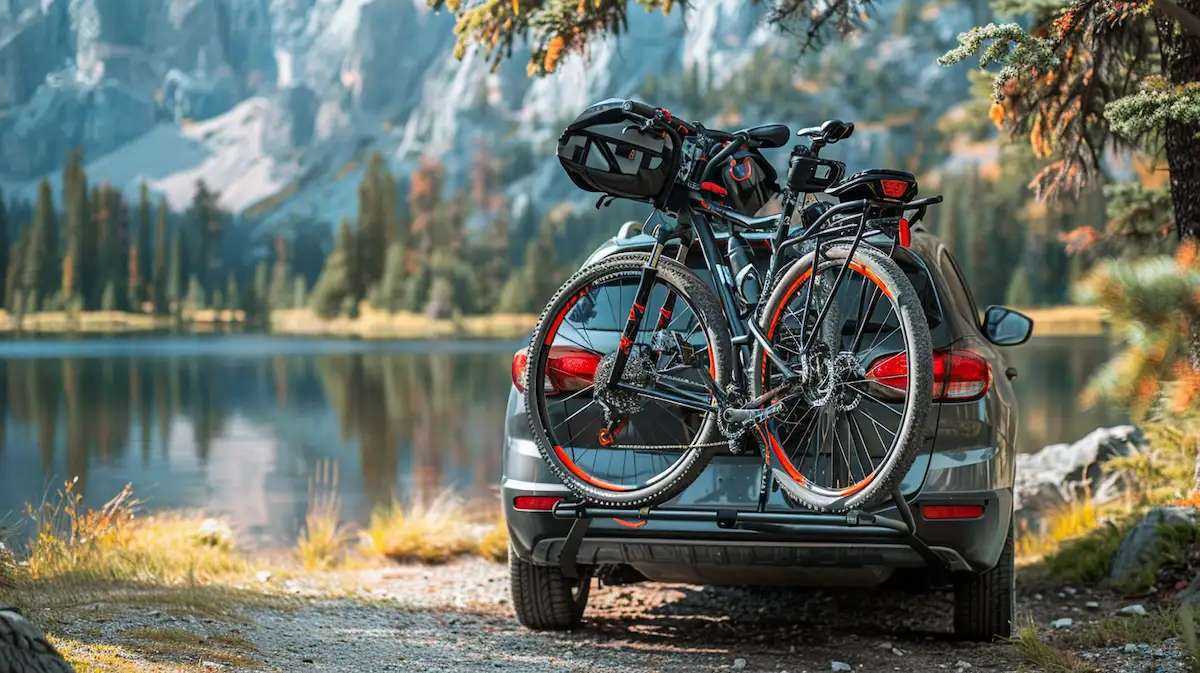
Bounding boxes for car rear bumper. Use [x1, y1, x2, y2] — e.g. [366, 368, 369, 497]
[503, 389, 1016, 582]
[506, 485, 1012, 580]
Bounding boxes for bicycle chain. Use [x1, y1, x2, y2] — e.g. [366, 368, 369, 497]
[597, 373, 751, 453]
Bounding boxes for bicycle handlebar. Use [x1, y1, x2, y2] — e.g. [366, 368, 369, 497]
[700, 132, 749, 184]
[622, 99, 752, 186]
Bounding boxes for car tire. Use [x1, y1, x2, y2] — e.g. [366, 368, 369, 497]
[953, 522, 1015, 642]
[510, 547, 591, 631]
[0, 607, 75, 673]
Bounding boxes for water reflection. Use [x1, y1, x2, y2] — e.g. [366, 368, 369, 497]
[0, 334, 1124, 543]
[0, 336, 515, 545]
[1004, 335, 1126, 452]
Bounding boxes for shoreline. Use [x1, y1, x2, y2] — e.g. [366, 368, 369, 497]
[0, 305, 1105, 339]
[0, 308, 248, 334]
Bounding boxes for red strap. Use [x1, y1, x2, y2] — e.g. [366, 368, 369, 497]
[700, 181, 728, 196]
[729, 157, 753, 182]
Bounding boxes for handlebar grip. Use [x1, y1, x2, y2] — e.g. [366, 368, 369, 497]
[700, 133, 748, 184]
[622, 100, 657, 118]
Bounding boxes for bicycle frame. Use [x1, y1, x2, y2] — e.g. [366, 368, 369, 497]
[598, 191, 938, 419]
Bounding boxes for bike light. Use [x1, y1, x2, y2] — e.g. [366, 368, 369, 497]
[922, 504, 985, 520]
[511, 347, 601, 395]
[513, 496, 566, 512]
[880, 179, 909, 198]
[865, 349, 992, 402]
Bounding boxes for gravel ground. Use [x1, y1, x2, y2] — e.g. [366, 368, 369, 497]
[233, 560, 1187, 673]
[53, 559, 1192, 672]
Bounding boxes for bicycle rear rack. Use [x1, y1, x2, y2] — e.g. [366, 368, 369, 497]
[550, 477, 950, 580]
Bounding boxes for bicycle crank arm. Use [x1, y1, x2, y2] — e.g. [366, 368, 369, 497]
[721, 401, 785, 427]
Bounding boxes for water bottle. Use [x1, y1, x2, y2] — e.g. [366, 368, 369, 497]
[726, 235, 761, 309]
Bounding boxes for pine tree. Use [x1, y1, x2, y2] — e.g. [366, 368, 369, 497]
[5, 228, 29, 310]
[4, 243, 19, 311]
[0, 188, 8, 308]
[186, 275, 206, 312]
[357, 153, 389, 292]
[191, 180, 223, 299]
[424, 250, 476, 318]
[309, 217, 356, 319]
[22, 179, 59, 310]
[268, 237, 291, 310]
[377, 242, 407, 312]
[252, 259, 269, 318]
[133, 182, 152, 310]
[61, 148, 87, 308]
[166, 230, 182, 315]
[225, 270, 240, 313]
[292, 275, 307, 309]
[100, 280, 116, 311]
[152, 198, 168, 314]
[92, 183, 128, 311]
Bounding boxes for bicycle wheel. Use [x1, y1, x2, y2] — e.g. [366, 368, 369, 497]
[751, 244, 932, 512]
[523, 253, 733, 507]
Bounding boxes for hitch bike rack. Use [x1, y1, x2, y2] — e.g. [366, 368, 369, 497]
[549, 466, 951, 580]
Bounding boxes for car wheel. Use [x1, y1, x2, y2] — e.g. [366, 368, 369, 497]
[953, 521, 1015, 642]
[510, 547, 591, 631]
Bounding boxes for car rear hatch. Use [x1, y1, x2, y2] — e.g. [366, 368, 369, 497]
[551, 232, 949, 514]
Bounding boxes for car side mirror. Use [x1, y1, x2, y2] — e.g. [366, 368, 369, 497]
[982, 305, 1034, 346]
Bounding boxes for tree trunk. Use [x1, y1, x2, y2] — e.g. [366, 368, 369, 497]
[1156, 2, 1200, 494]
[1158, 1, 1200, 244]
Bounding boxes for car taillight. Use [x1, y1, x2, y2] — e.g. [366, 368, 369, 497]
[511, 347, 601, 395]
[513, 496, 565, 511]
[922, 504, 984, 520]
[865, 349, 992, 402]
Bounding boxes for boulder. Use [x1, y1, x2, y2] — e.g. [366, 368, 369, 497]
[1015, 425, 1147, 515]
[1110, 505, 1198, 583]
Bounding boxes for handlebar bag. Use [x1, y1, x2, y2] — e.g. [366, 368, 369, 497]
[557, 100, 680, 203]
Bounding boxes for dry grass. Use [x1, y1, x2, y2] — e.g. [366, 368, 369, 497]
[270, 306, 538, 340]
[0, 482, 300, 672]
[13, 481, 247, 586]
[49, 638, 144, 673]
[295, 461, 351, 571]
[477, 516, 509, 563]
[362, 493, 478, 564]
[1016, 498, 1103, 562]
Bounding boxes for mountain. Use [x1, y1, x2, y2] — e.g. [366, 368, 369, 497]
[0, 0, 993, 236]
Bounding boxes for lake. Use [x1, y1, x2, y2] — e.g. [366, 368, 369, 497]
[0, 334, 1124, 546]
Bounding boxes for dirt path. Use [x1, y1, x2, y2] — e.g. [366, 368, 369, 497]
[53, 559, 1191, 673]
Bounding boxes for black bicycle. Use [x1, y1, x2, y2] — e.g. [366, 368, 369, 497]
[518, 99, 941, 513]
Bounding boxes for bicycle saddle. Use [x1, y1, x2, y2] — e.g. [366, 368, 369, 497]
[797, 119, 855, 143]
[739, 124, 791, 149]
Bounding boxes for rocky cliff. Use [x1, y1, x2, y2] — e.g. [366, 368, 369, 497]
[0, 0, 991, 235]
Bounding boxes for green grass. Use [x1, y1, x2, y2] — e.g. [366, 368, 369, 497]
[1066, 606, 1200, 672]
[1010, 618, 1096, 673]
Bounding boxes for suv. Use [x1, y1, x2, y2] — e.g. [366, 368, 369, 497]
[502, 220, 1032, 642]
